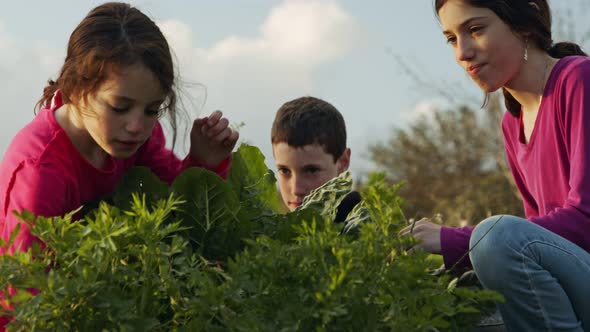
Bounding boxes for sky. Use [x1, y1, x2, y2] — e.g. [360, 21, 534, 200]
[1, 0, 588, 178]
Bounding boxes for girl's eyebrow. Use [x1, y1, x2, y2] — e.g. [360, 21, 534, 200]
[110, 95, 165, 107]
[442, 16, 487, 35]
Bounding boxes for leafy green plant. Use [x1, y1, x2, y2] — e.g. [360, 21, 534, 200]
[0, 144, 501, 331]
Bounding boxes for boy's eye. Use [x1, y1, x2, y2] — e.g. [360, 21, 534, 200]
[304, 167, 320, 174]
[277, 168, 291, 176]
[445, 36, 457, 45]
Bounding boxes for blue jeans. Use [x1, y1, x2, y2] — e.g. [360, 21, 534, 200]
[469, 215, 590, 332]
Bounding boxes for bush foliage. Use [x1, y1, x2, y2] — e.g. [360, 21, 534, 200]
[0, 144, 500, 331]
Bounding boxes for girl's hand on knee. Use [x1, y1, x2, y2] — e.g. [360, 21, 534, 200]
[398, 218, 442, 254]
[190, 110, 239, 168]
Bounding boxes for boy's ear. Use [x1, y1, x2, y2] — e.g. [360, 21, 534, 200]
[336, 148, 351, 174]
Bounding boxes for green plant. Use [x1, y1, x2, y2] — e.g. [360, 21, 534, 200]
[0, 144, 501, 331]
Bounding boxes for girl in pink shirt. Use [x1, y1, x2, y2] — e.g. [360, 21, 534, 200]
[0, 3, 238, 275]
[399, 0, 590, 330]
[0, 3, 239, 327]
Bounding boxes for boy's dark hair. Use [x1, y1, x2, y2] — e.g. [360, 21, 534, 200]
[271, 96, 347, 162]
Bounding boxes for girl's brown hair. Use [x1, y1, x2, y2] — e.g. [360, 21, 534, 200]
[37, 2, 180, 142]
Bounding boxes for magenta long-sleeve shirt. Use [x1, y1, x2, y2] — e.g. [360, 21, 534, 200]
[0, 91, 230, 255]
[441, 56, 590, 269]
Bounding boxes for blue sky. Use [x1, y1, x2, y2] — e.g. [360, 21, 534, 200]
[1, 0, 588, 177]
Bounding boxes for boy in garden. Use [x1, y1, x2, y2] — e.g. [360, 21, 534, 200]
[271, 96, 359, 222]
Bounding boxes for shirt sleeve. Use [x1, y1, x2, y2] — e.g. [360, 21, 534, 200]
[135, 122, 231, 184]
[1, 160, 69, 255]
[527, 60, 590, 252]
[440, 225, 474, 270]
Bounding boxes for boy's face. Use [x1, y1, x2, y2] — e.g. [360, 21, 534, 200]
[272, 142, 350, 211]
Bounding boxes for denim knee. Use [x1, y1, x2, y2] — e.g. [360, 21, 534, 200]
[469, 215, 525, 288]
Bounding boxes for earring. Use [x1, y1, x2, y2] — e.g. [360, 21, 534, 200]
[523, 38, 529, 61]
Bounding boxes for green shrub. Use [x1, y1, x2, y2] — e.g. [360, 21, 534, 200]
[0, 144, 500, 331]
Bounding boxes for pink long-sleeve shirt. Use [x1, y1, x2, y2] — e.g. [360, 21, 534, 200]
[441, 56, 590, 269]
[0, 91, 230, 256]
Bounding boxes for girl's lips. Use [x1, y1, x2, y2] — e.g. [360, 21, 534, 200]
[116, 140, 142, 149]
[467, 63, 485, 76]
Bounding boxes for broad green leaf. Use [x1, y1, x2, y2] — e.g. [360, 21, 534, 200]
[228, 144, 283, 212]
[113, 166, 170, 209]
[171, 167, 242, 259]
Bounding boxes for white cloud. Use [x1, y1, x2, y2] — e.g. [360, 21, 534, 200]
[157, 0, 360, 163]
[205, 0, 358, 66]
[158, 0, 359, 87]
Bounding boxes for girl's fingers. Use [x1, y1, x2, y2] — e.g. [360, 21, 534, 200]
[223, 130, 239, 147]
[193, 118, 206, 134]
[399, 225, 411, 237]
[399, 218, 431, 238]
[207, 110, 223, 126]
[192, 111, 238, 149]
[194, 117, 207, 126]
[206, 118, 230, 137]
[211, 127, 232, 144]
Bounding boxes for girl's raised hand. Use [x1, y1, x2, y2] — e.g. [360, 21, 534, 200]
[190, 110, 239, 168]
